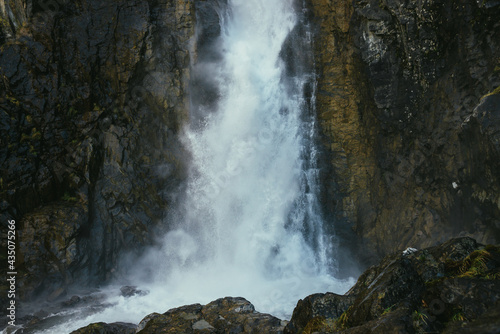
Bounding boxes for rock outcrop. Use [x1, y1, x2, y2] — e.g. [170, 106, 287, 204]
[284, 237, 500, 333]
[71, 322, 136, 334]
[307, 0, 500, 265]
[72, 297, 286, 334]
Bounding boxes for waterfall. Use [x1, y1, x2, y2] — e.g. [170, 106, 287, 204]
[37, 1, 353, 332]
[147, 0, 352, 317]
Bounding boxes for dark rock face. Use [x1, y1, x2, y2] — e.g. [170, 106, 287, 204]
[135, 297, 285, 334]
[307, 0, 500, 265]
[0, 0, 194, 302]
[284, 237, 500, 333]
[70, 322, 136, 334]
[284, 293, 355, 334]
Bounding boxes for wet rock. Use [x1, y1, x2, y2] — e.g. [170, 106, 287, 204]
[70, 322, 136, 334]
[307, 0, 500, 267]
[136, 313, 162, 332]
[135, 297, 285, 333]
[284, 293, 355, 334]
[0, 0, 28, 42]
[1, 0, 193, 301]
[17, 203, 87, 300]
[285, 237, 500, 333]
[120, 286, 149, 298]
[61, 296, 82, 308]
[471, 91, 500, 153]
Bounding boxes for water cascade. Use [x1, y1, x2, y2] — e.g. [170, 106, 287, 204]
[37, 0, 354, 332]
[143, 0, 354, 318]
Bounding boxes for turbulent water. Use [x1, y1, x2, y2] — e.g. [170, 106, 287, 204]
[32, 0, 354, 332]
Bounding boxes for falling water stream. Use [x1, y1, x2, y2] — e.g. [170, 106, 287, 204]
[29, 0, 355, 333]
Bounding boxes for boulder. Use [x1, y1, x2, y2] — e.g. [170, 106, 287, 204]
[136, 297, 285, 334]
[285, 237, 500, 333]
[70, 322, 136, 334]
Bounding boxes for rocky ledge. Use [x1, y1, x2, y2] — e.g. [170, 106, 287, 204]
[71, 237, 499, 333]
[72, 297, 286, 334]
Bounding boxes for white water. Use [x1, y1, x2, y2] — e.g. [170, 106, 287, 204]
[33, 1, 354, 333]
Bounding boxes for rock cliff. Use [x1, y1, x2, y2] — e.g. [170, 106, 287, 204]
[0, 0, 194, 303]
[307, 0, 500, 265]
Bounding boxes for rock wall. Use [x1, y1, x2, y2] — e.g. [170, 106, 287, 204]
[308, 0, 500, 265]
[0, 0, 194, 300]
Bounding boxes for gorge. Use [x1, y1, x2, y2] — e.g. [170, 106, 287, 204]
[1, 0, 500, 333]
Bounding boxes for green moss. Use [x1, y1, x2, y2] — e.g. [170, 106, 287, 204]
[382, 304, 396, 315]
[444, 247, 499, 279]
[412, 310, 429, 325]
[67, 106, 78, 117]
[484, 85, 500, 97]
[425, 276, 446, 287]
[450, 311, 467, 322]
[31, 127, 42, 140]
[0, 16, 9, 30]
[20, 133, 30, 143]
[335, 306, 353, 330]
[62, 192, 77, 202]
[458, 249, 491, 278]
[29, 144, 37, 156]
[6, 95, 20, 106]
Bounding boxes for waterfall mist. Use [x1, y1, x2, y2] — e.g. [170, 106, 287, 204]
[35, 0, 355, 332]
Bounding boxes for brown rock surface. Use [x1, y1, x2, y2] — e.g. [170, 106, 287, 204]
[307, 0, 500, 264]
